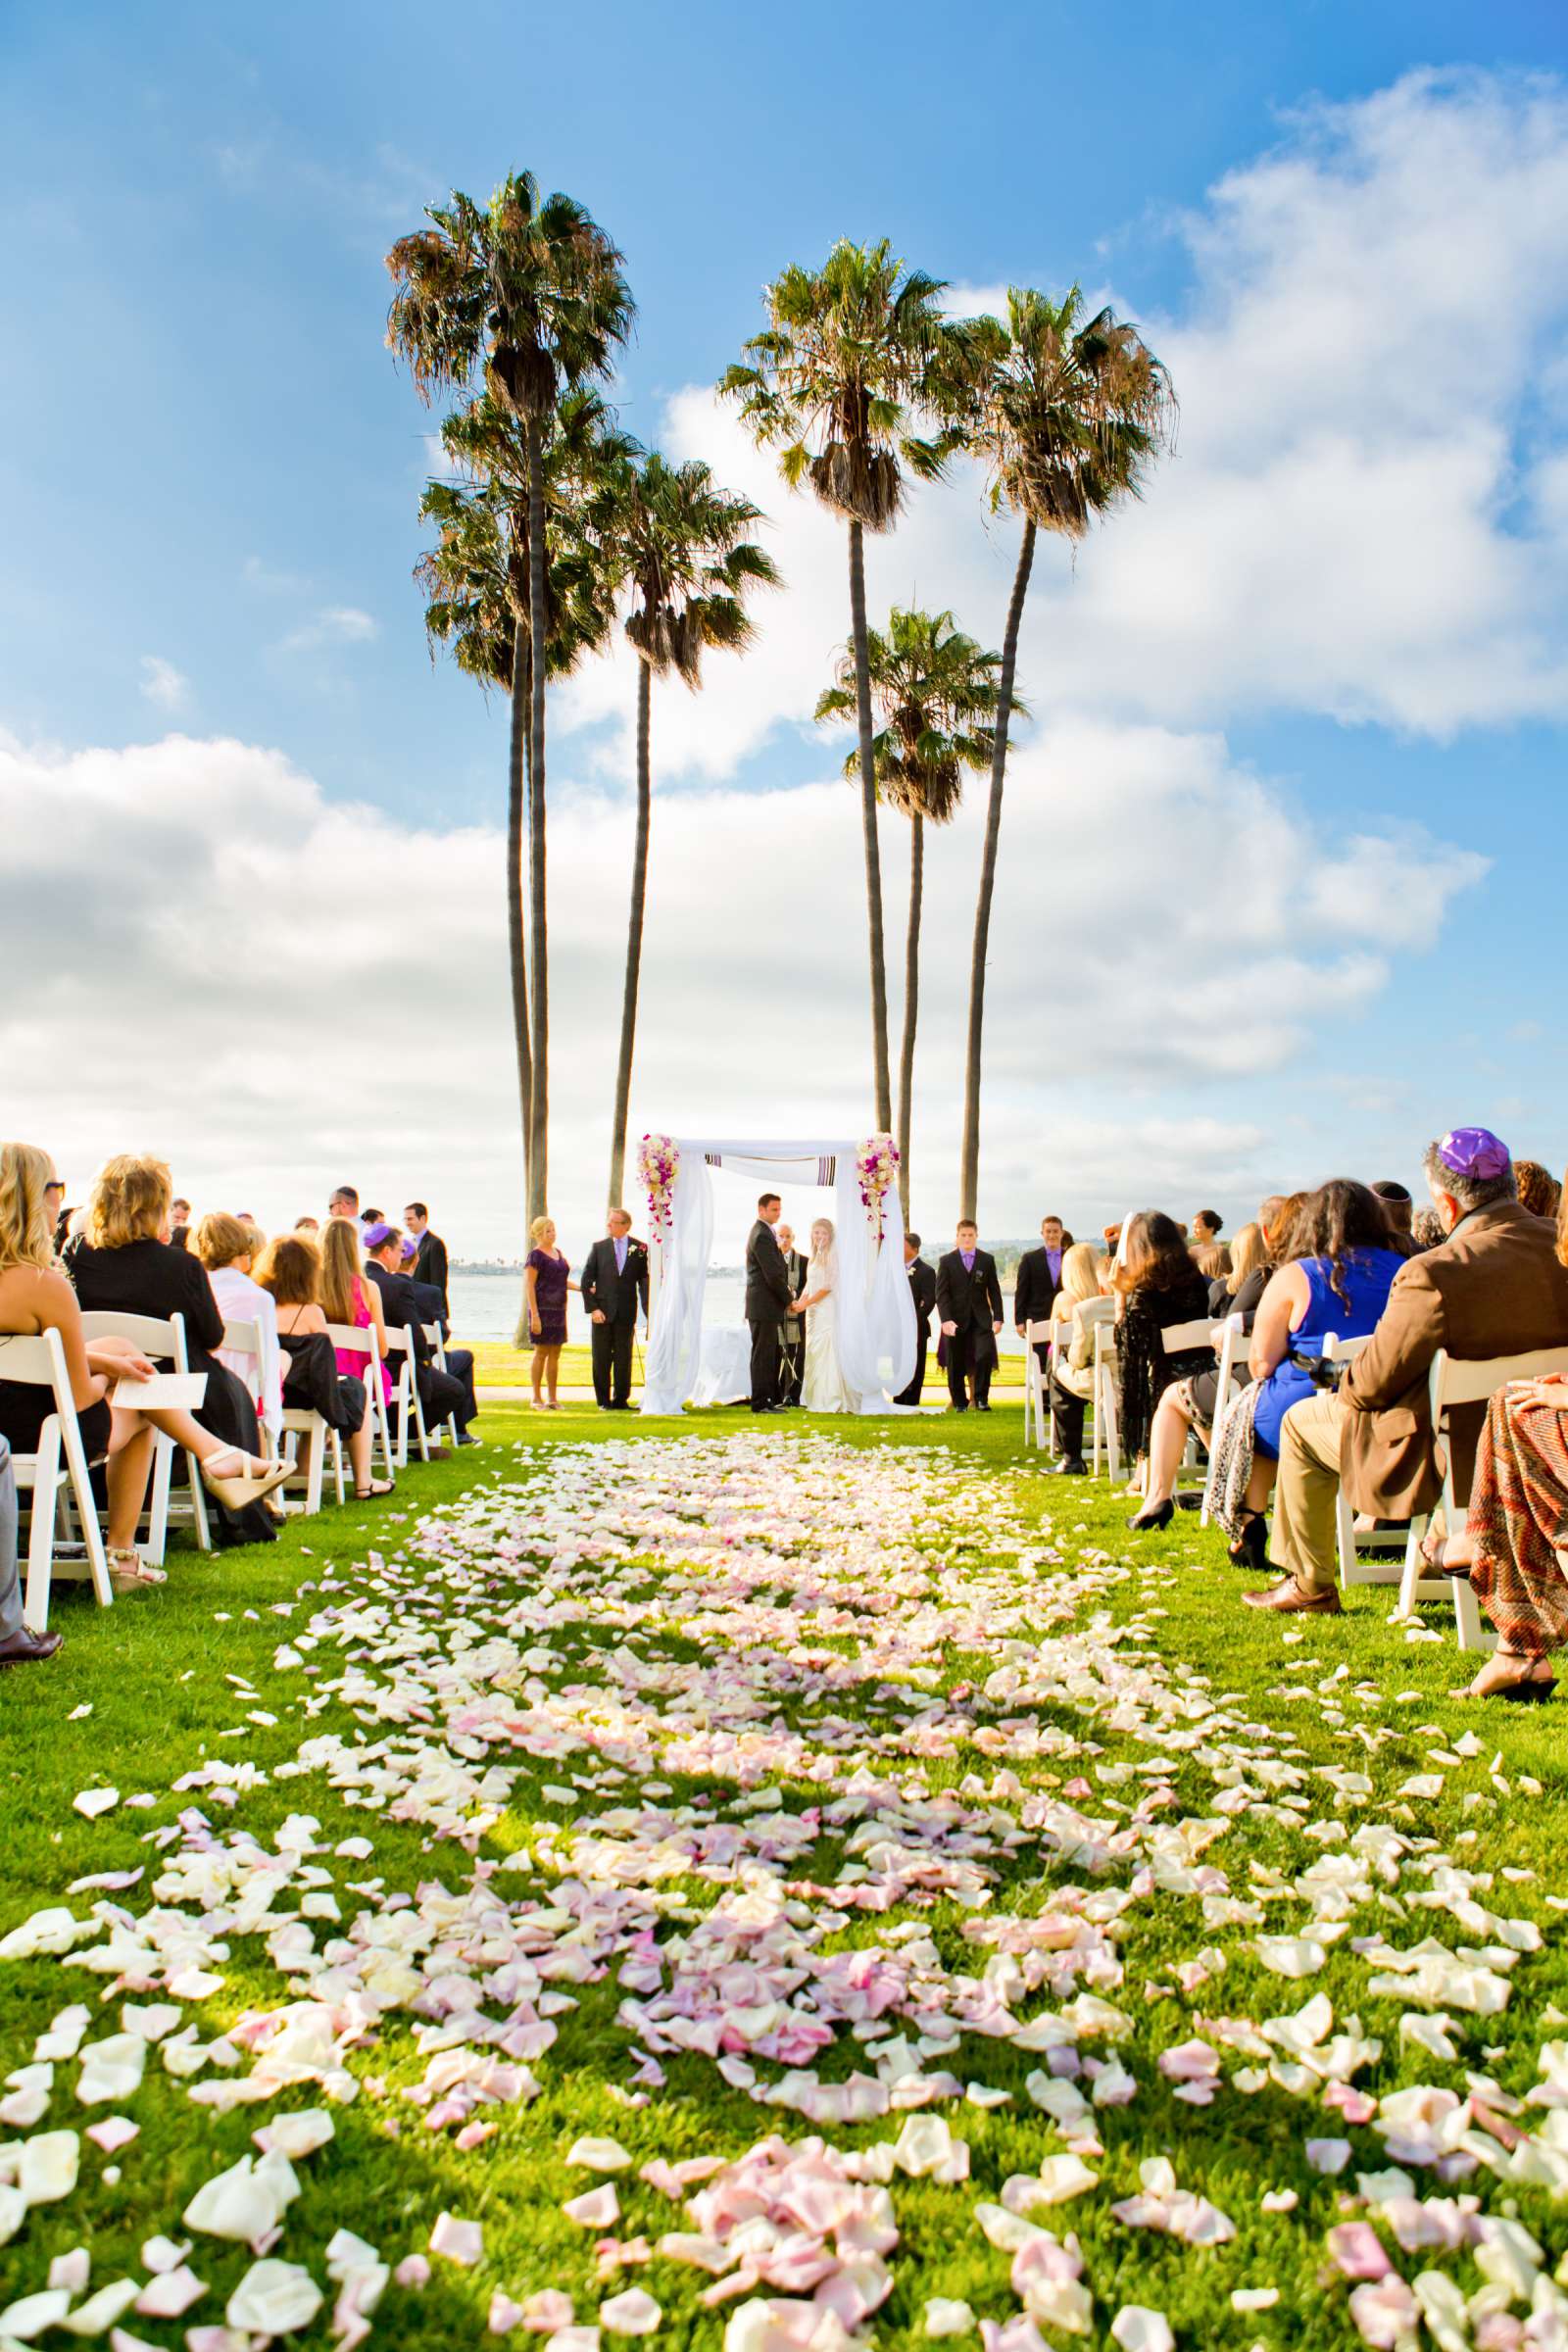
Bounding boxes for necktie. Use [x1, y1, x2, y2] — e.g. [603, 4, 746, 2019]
[614, 1239, 626, 1274]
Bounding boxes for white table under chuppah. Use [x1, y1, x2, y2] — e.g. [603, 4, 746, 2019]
[690, 1325, 753, 1407]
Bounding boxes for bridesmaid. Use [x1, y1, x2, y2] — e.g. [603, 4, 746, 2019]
[524, 1215, 577, 1409]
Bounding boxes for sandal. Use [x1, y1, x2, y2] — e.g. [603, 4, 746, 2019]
[108, 1546, 167, 1592]
[354, 1479, 395, 1498]
[1463, 1645, 1555, 1702]
[199, 1450, 292, 1512]
[1420, 1527, 1475, 1576]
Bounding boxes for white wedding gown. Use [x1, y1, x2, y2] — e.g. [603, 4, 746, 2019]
[803, 1250, 859, 1413]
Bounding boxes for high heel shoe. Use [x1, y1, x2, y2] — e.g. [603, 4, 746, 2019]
[200, 1453, 292, 1512]
[1228, 1511, 1269, 1571]
[1127, 1498, 1174, 1532]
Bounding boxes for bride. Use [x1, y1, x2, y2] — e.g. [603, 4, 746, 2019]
[795, 1216, 859, 1413]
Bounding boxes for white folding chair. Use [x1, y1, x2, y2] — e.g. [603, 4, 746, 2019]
[424, 1324, 462, 1447]
[1396, 1344, 1568, 1649]
[1200, 1314, 1250, 1527]
[1091, 1321, 1122, 1483]
[382, 1327, 429, 1466]
[323, 1322, 394, 1483]
[1022, 1318, 1054, 1450]
[77, 1308, 211, 1560]
[1160, 1318, 1218, 1493]
[1315, 1332, 1409, 1588]
[0, 1329, 113, 1630]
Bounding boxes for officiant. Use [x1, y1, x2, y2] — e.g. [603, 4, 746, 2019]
[776, 1221, 808, 1406]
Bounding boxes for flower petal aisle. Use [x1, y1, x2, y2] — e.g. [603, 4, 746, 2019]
[1, 1429, 1565, 2348]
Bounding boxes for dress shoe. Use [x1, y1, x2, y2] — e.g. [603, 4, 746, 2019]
[949, 1403, 969, 1414]
[1048, 1457, 1088, 1476]
[1242, 1577, 1343, 1614]
[1227, 1512, 1269, 1571]
[975, 1400, 992, 1413]
[0, 1625, 64, 1667]
[1127, 1497, 1174, 1532]
[456, 1431, 481, 1446]
[751, 1402, 778, 1414]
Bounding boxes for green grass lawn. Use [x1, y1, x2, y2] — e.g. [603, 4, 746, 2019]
[1, 1406, 1563, 2347]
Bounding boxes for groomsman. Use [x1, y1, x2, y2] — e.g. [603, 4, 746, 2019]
[1014, 1212, 1070, 1375]
[936, 1219, 1004, 1412]
[580, 1209, 649, 1409]
[776, 1222, 808, 1407]
[894, 1231, 937, 1405]
[744, 1194, 793, 1411]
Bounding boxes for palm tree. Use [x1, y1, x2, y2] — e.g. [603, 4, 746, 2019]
[720, 241, 966, 1135]
[956, 286, 1173, 1219]
[587, 452, 781, 1211]
[387, 173, 633, 1217]
[416, 391, 627, 1202]
[816, 609, 1018, 1215]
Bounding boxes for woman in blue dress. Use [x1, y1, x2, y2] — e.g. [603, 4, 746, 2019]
[1227, 1179, 1406, 1566]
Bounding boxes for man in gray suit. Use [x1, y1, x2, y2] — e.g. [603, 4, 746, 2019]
[744, 1193, 793, 1413]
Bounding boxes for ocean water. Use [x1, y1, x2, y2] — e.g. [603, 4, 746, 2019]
[449, 1267, 1027, 1354]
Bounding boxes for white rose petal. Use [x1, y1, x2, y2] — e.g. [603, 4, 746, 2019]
[599, 2289, 662, 2336]
[59, 2279, 142, 2335]
[1110, 2309, 1174, 2352]
[19, 2130, 80, 2206]
[72, 1788, 120, 1820]
[253, 2109, 335, 2159]
[925, 2300, 975, 2338]
[2, 2289, 74, 2340]
[225, 2259, 323, 2335]
[566, 2135, 632, 2172]
[429, 2211, 484, 2265]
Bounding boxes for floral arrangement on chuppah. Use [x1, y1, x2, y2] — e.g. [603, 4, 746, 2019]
[638, 1133, 681, 1241]
[855, 1133, 900, 1241]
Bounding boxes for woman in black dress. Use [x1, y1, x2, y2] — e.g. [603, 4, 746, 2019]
[252, 1232, 384, 1499]
[1113, 1210, 1213, 1520]
[0, 1142, 285, 1591]
[523, 1214, 577, 1410]
[62, 1154, 289, 1545]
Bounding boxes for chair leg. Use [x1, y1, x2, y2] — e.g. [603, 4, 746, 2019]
[1452, 1576, 1494, 1653]
[182, 1450, 213, 1552]
[1396, 1515, 1429, 1616]
[23, 1441, 62, 1633]
[144, 1436, 172, 1567]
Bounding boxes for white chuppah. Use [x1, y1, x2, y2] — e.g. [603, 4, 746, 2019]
[639, 1137, 916, 1416]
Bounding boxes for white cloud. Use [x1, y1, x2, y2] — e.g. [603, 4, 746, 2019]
[0, 720, 1483, 1261]
[138, 655, 189, 712]
[559, 69, 1568, 779]
[277, 606, 379, 655]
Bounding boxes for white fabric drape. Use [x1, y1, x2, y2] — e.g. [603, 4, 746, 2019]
[639, 1137, 915, 1414]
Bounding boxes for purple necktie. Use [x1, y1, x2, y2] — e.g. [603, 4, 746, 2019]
[961, 1250, 976, 1272]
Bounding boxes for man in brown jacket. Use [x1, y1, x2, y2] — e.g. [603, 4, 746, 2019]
[1245, 1127, 1568, 1614]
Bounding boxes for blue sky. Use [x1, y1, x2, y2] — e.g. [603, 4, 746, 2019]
[4, 2, 1568, 1254]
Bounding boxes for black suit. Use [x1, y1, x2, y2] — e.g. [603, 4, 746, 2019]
[1014, 1245, 1066, 1383]
[412, 1229, 449, 1314]
[935, 1248, 1004, 1408]
[894, 1255, 937, 1405]
[778, 1250, 808, 1404]
[405, 1270, 476, 1431]
[580, 1237, 649, 1407]
[744, 1219, 792, 1408]
[364, 1260, 469, 1435]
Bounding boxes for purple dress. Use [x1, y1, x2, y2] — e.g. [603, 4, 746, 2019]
[527, 1248, 570, 1345]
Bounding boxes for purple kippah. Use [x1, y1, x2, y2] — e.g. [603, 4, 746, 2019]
[364, 1220, 396, 1249]
[1438, 1126, 1510, 1180]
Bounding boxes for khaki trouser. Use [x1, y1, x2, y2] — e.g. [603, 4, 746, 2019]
[1271, 1390, 1347, 1595]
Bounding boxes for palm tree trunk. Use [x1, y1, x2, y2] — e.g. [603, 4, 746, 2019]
[510, 627, 537, 1348]
[896, 811, 921, 1222]
[608, 655, 652, 1213]
[848, 519, 893, 1135]
[525, 413, 549, 1224]
[959, 519, 1036, 1221]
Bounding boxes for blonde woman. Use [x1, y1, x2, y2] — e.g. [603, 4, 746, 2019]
[524, 1216, 576, 1409]
[318, 1213, 395, 1415]
[1047, 1242, 1112, 1473]
[1, 1144, 285, 1600]
[796, 1216, 858, 1413]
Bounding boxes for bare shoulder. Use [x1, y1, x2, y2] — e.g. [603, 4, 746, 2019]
[0, 1263, 74, 1330]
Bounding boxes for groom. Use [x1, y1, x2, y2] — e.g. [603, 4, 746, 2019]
[745, 1192, 793, 1413]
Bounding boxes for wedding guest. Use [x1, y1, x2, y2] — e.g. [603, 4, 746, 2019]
[936, 1220, 1004, 1413]
[63, 1153, 287, 1544]
[405, 1202, 450, 1314]
[580, 1210, 649, 1411]
[170, 1197, 192, 1252]
[4, 1144, 285, 1594]
[1515, 1158, 1562, 1220]
[295, 1216, 320, 1235]
[1246, 1127, 1568, 1615]
[744, 1196, 792, 1414]
[1219, 1220, 1270, 1318]
[1411, 1205, 1446, 1250]
[1046, 1242, 1112, 1474]
[328, 1186, 359, 1220]
[524, 1215, 577, 1410]
[894, 1232, 937, 1406]
[254, 1232, 385, 1498]
[1195, 1242, 1231, 1297]
[1462, 1366, 1568, 1698]
[1115, 1211, 1212, 1498]
[1157, 1180, 1403, 1550]
[1371, 1180, 1415, 1242]
[319, 1212, 394, 1430]
[363, 1224, 464, 1450]
[1014, 1215, 1069, 1374]
[360, 1207, 384, 1235]
[192, 1211, 284, 1454]
[775, 1223, 808, 1407]
[1192, 1209, 1223, 1249]
[0, 1435, 53, 1668]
